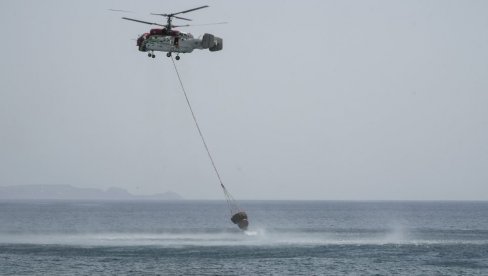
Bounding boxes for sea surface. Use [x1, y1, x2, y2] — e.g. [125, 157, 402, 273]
[1, 200, 488, 275]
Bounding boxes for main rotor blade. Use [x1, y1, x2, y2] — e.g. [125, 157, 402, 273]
[171, 5, 209, 16]
[190, 22, 228, 26]
[122, 17, 165, 27]
[172, 22, 227, 28]
[108, 9, 133, 13]
[174, 15, 192, 21]
[150, 13, 191, 21]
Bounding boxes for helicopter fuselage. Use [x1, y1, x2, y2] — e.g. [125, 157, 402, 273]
[137, 29, 222, 57]
[139, 33, 199, 53]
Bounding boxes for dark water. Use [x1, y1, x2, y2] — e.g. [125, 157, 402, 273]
[1, 201, 488, 275]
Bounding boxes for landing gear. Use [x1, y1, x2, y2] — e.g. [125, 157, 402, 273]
[175, 55, 180, 60]
[151, 54, 155, 58]
[148, 51, 155, 58]
[148, 53, 151, 57]
[166, 52, 172, 57]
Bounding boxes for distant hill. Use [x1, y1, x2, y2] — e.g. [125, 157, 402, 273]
[0, 184, 183, 201]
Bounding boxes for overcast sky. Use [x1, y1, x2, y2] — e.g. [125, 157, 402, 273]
[1, 0, 487, 200]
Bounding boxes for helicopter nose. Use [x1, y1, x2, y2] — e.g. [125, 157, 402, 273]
[137, 36, 145, 46]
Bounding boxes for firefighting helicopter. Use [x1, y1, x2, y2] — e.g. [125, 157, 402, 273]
[121, 5, 223, 60]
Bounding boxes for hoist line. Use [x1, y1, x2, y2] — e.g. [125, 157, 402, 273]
[170, 57, 237, 213]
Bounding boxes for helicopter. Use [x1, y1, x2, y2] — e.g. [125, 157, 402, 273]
[121, 5, 223, 60]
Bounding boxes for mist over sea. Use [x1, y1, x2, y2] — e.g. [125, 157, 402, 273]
[1, 200, 488, 275]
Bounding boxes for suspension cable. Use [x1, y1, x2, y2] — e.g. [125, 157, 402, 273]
[170, 57, 237, 212]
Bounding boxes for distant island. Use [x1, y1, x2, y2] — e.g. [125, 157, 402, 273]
[0, 184, 183, 201]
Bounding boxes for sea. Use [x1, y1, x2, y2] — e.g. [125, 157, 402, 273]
[1, 200, 487, 275]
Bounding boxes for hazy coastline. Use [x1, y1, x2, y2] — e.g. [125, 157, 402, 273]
[0, 184, 183, 201]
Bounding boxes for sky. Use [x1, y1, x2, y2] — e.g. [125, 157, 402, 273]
[1, 0, 487, 200]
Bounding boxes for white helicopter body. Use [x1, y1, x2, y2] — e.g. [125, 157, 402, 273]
[121, 5, 223, 59]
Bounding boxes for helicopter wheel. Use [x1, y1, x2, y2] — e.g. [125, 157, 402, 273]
[151, 54, 155, 58]
[175, 55, 180, 60]
[166, 52, 172, 58]
[148, 53, 152, 57]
